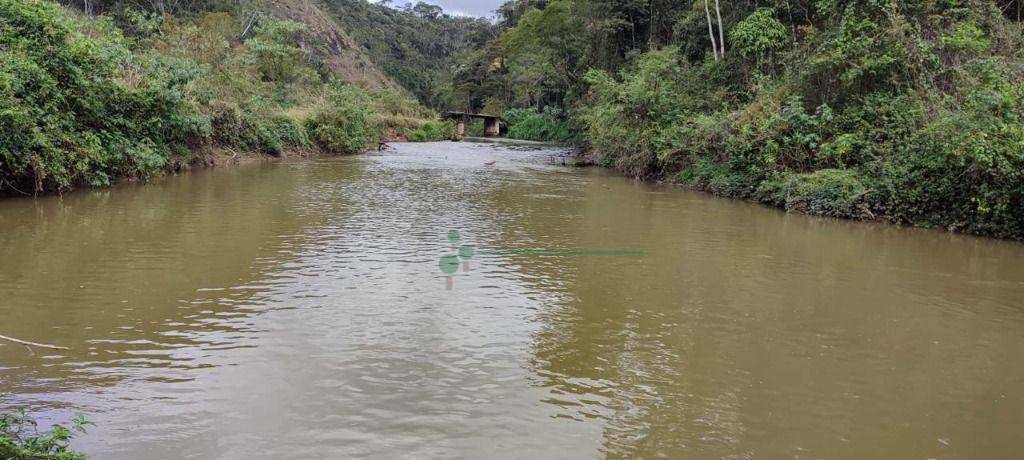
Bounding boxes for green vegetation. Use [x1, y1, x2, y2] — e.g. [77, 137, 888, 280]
[1, 410, 90, 460]
[324, 0, 494, 109]
[0, 0, 204, 193]
[0, 0, 445, 196]
[324, 0, 570, 143]
[503, 108, 571, 142]
[3, 0, 1022, 238]
[454, 0, 1024, 239]
[407, 120, 457, 142]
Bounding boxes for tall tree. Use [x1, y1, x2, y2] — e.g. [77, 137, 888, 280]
[714, 0, 724, 55]
[704, 0, 718, 60]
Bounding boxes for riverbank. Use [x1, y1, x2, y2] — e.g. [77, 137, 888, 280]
[0, 135, 425, 199]
[443, 1, 1024, 241]
[0, 0, 453, 197]
[556, 145, 1020, 241]
[575, 48, 1023, 240]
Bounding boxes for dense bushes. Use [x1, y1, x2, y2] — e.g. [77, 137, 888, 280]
[407, 120, 456, 142]
[305, 113, 374, 154]
[208, 104, 311, 155]
[0, 0, 448, 195]
[0, 0, 204, 193]
[758, 169, 872, 219]
[503, 108, 571, 142]
[452, 0, 1024, 238]
[569, 1, 1024, 239]
[578, 48, 700, 177]
[881, 78, 1024, 236]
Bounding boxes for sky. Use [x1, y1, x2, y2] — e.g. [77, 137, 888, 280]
[416, 0, 505, 17]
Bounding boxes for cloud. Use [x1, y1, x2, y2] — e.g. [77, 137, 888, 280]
[404, 0, 504, 18]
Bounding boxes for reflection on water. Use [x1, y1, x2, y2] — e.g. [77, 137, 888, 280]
[2, 142, 1024, 459]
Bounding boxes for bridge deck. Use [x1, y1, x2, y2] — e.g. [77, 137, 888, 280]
[442, 111, 503, 121]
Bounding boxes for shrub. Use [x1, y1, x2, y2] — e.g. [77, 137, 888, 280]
[577, 48, 690, 177]
[244, 18, 311, 84]
[882, 113, 1024, 238]
[306, 111, 377, 154]
[0, 410, 90, 460]
[504, 108, 570, 142]
[256, 123, 285, 155]
[372, 90, 435, 120]
[408, 120, 455, 141]
[267, 116, 310, 150]
[208, 104, 310, 156]
[731, 8, 788, 63]
[209, 103, 260, 149]
[306, 84, 379, 154]
[941, 22, 990, 53]
[255, 116, 309, 155]
[686, 157, 761, 198]
[758, 169, 872, 218]
[0, 0, 200, 194]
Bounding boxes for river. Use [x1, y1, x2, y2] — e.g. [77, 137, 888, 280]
[1, 142, 1023, 459]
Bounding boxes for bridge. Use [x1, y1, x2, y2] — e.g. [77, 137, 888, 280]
[442, 111, 503, 138]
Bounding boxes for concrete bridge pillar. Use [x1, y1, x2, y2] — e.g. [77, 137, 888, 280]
[455, 116, 467, 139]
[484, 117, 501, 137]
[441, 112, 502, 140]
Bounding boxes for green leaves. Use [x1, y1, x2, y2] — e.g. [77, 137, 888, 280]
[0, 0, 200, 194]
[0, 409, 89, 460]
[245, 18, 309, 84]
[758, 169, 872, 218]
[408, 120, 456, 142]
[569, 0, 1024, 238]
[730, 8, 788, 61]
[940, 22, 990, 53]
[305, 84, 380, 154]
[504, 108, 570, 142]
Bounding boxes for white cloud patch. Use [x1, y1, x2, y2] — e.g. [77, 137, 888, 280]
[392, 0, 504, 18]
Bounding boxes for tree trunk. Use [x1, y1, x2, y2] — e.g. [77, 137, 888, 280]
[704, 0, 719, 61]
[714, 0, 726, 55]
[648, 0, 655, 45]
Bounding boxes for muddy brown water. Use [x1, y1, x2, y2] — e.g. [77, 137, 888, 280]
[1, 142, 1023, 459]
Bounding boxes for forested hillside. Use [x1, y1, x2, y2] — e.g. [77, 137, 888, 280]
[324, 0, 495, 109]
[458, 0, 1024, 239]
[0, 0, 453, 195]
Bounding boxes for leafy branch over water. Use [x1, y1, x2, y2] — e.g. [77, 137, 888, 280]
[0, 410, 91, 460]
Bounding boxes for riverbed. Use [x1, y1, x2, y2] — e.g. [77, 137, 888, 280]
[2, 141, 1023, 458]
